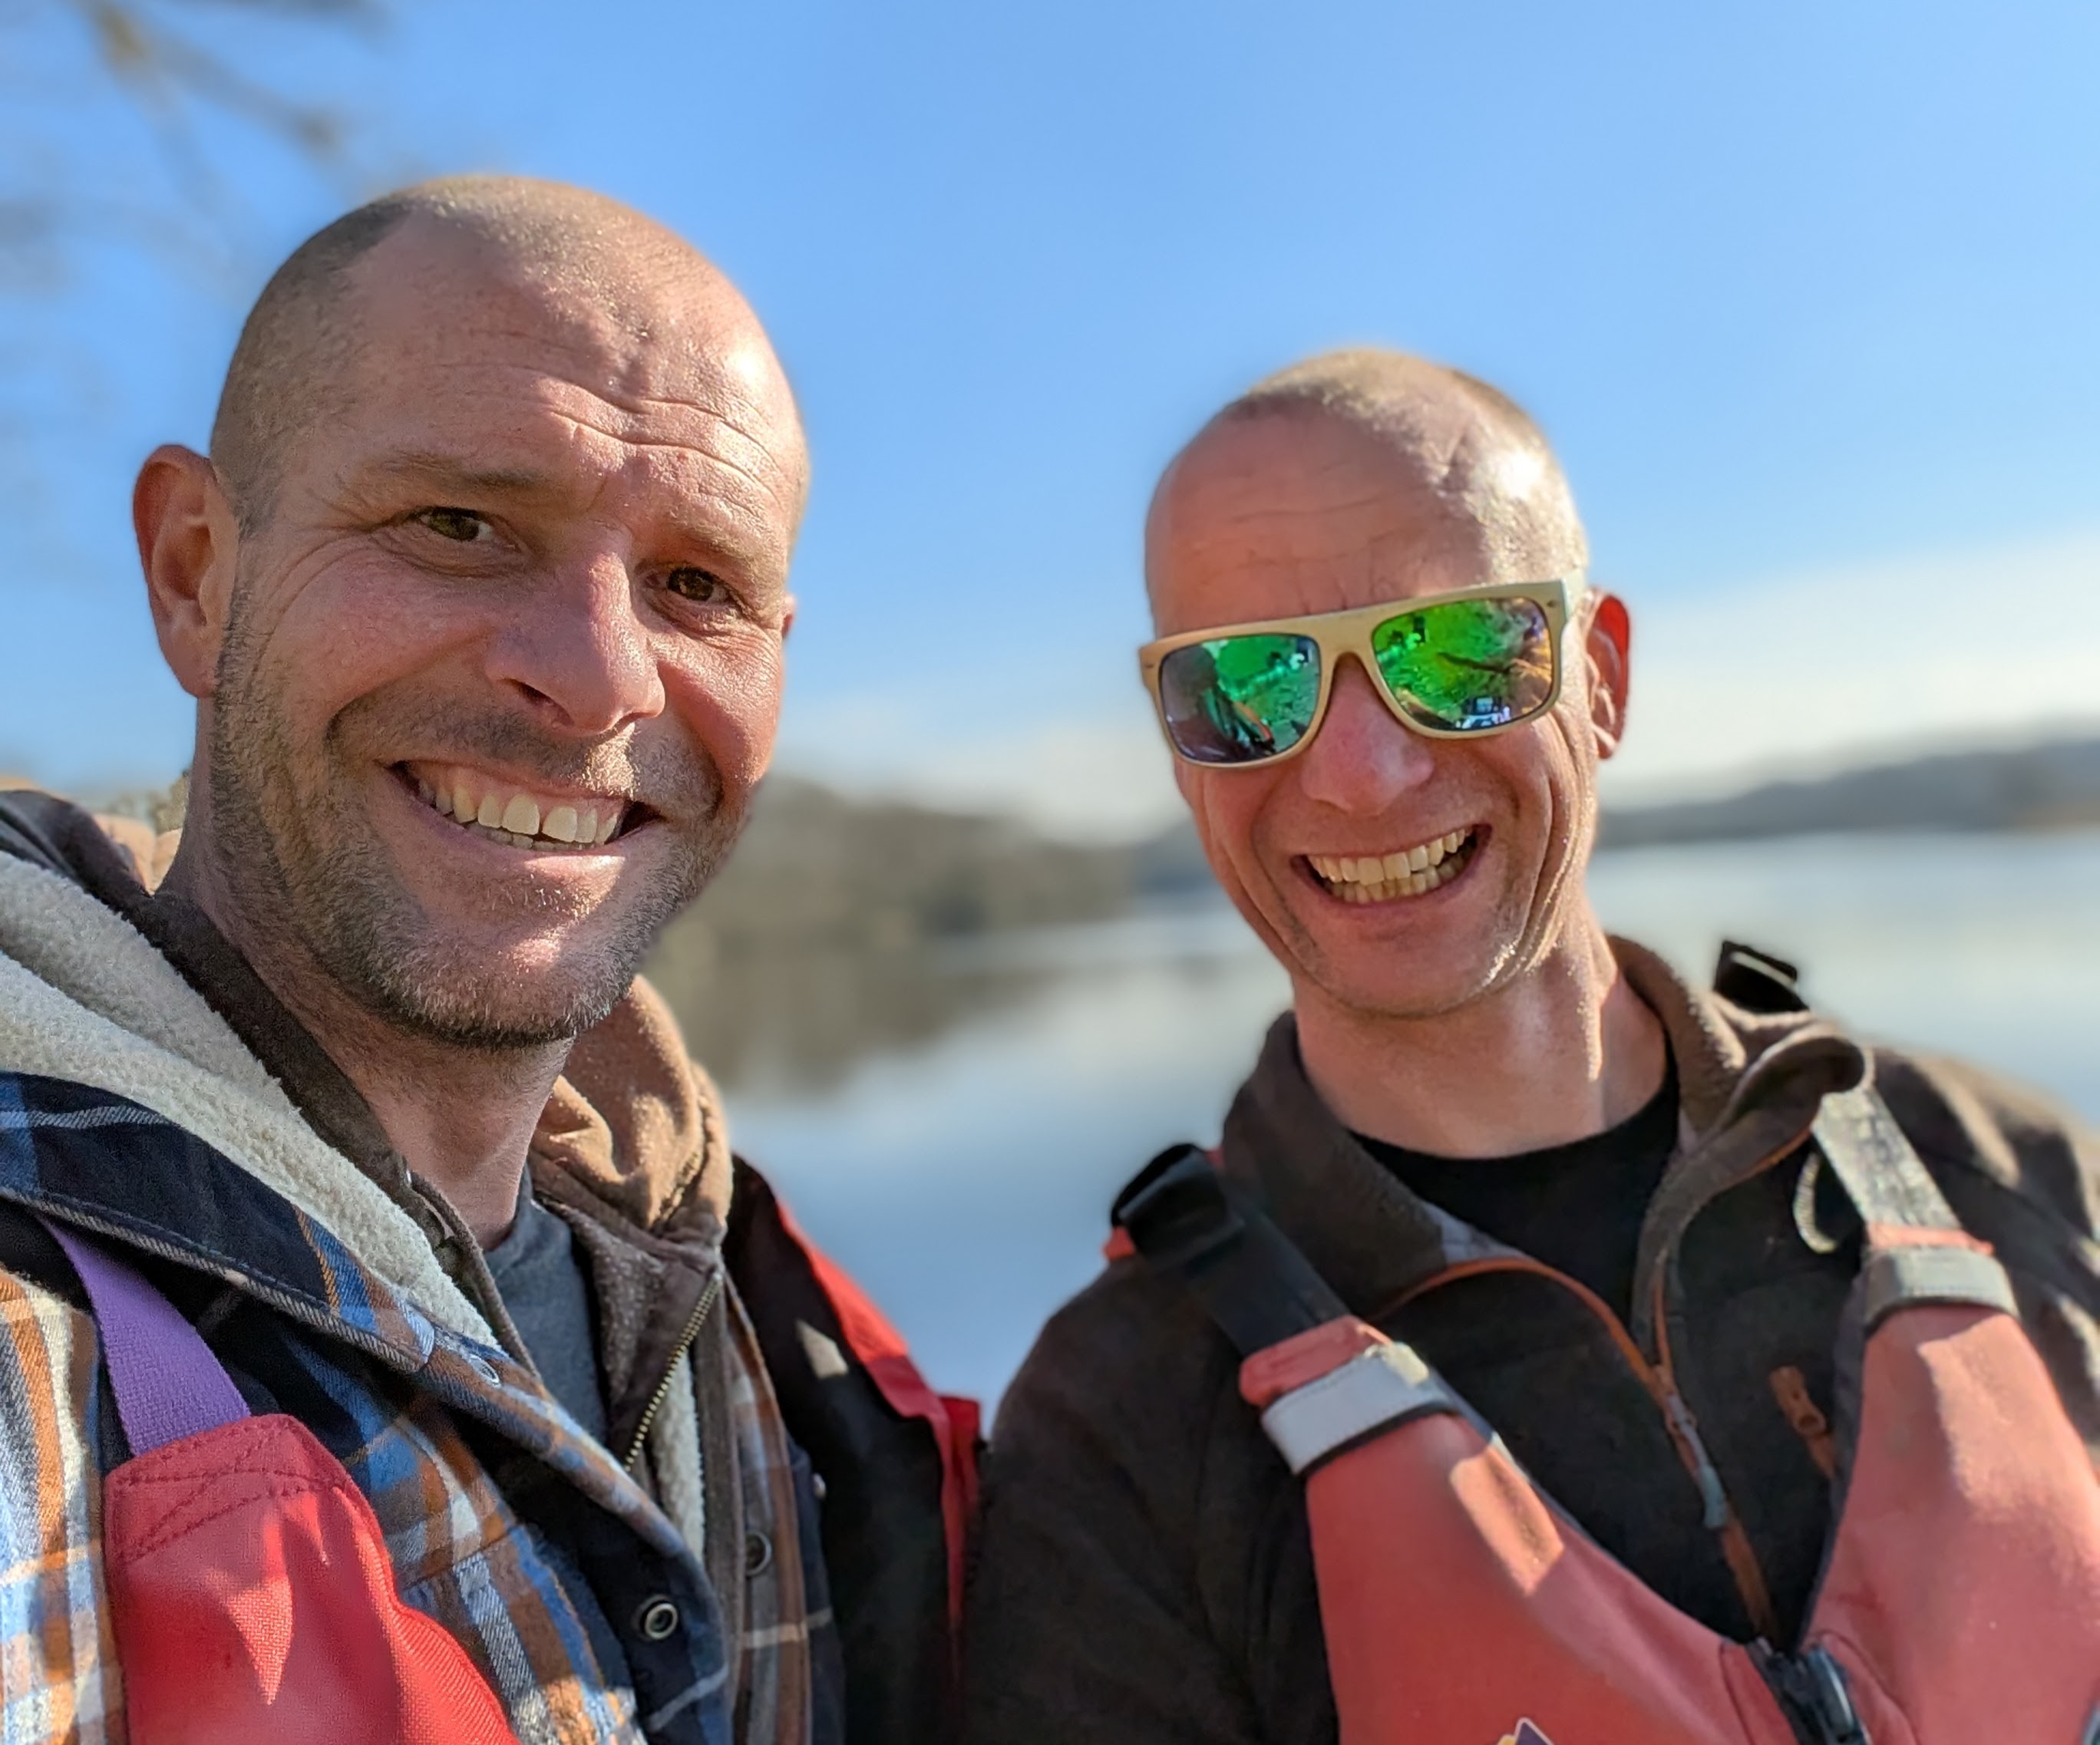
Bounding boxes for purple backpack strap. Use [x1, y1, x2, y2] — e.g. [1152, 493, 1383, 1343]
[39, 1218, 249, 1455]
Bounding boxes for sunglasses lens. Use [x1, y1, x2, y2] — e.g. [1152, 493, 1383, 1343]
[1370, 595, 1555, 731]
[1157, 634, 1321, 764]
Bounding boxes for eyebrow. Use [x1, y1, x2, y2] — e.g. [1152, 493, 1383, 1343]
[344, 449, 556, 500]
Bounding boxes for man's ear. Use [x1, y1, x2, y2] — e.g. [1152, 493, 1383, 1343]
[134, 445, 239, 700]
[1583, 590, 1632, 762]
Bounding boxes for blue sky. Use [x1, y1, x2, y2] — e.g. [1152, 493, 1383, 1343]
[5, 0, 2098, 830]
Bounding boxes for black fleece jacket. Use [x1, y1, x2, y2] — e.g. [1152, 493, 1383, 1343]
[963, 946, 2100, 1745]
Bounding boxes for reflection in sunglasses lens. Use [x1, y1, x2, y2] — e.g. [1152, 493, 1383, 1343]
[1159, 634, 1321, 764]
[1371, 596, 1553, 731]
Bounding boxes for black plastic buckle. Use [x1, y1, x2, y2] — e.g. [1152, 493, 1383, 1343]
[1112, 1144, 1350, 1355]
[1113, 1145, 1243, 1272]
[1798, 1647, 1867, 1745]
[1714, 939, 1808, 1015]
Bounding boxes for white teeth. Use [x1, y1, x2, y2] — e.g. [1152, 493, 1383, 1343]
[408, 768, 629, 851]
[1308, 829, 1475, 902]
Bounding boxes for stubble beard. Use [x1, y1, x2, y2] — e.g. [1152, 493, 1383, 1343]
[1274, 847, 1539, 1025]
[207, 609, 738, 1052]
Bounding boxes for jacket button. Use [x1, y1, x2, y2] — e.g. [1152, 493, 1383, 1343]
[464, 1353, 500, 1384]
[745, 1532, 773, 1576]
[634, 1597, 681, 1641]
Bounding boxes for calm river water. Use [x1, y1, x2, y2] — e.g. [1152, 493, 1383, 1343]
[712, 833, 2100, 1410]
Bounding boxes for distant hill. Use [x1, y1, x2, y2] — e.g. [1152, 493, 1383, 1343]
[1602, 735, 2100, 849]
[642, 776, 1212, 1089]
[657, 776, 1208, 959]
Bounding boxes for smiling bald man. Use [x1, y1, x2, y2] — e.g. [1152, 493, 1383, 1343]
[0, 180, 967, 1745]
[963, 351, 2100, 1745]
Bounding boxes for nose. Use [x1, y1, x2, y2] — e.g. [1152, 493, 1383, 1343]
[1293, 656, 1436, 813]
[484, 551, 665, 737]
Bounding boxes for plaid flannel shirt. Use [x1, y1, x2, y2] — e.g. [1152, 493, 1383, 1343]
[0, 1067, 735, 1745]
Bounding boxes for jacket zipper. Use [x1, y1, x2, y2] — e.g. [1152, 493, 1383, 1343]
[1635, 1117, 1834, 1642]
[622, 1269, 722, 1472]
[1392, 1253, 1781, 1639]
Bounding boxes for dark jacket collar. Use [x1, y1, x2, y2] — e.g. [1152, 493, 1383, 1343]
[1220, 938, 1872, 1350]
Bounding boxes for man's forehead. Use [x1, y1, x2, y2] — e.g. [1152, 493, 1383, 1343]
[351, 237, 778, 417]
[1159, 406, 1476, 520]
[319, 236, 803, 510]
[1147, 405, 1575, 628]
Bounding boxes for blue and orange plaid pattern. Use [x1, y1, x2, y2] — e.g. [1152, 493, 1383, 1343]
[0, 1068, 733, 1745]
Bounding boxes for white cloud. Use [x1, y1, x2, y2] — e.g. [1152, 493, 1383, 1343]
[1603, 526, 2100, 803]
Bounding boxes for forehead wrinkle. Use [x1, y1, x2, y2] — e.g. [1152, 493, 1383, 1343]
[351, 370, 798, 517]
[366, 285, 796, 433]
[569, 448, 783, 555]
[1182, 488, 1405, 535]
[540, 410, 799, 526]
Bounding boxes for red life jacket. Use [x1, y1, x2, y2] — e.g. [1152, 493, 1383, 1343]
[1116, 1085, 2100, 1745]
[45, 1220, 520, 1745]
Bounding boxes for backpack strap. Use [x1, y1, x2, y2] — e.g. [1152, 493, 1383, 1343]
[40, 1218, 249, 1455]
[1809, 1090, 2017, 1332]
[1710, 942, 2016, 1331]
[1114, 1144, 1352, 1354]
[1116, 1146, 1461, 1475]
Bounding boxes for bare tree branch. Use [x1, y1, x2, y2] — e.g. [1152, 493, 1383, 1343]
[0, 0, 385, 554]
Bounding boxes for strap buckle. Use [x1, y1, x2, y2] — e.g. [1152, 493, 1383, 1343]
[1113, 1145, 1352, 1356]
[1765, 1644, 1869, 1745]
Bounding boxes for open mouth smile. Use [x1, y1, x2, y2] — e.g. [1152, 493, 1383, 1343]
[1303, 826, 1481, 905]
[395, 761, 642, 853]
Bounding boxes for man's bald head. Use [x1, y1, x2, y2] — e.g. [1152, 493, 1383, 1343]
[1148, 348, 1586, 616]
[210, 176, 804, 529]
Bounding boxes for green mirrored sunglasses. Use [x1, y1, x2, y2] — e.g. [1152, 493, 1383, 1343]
[1138, 579, 1577, 767]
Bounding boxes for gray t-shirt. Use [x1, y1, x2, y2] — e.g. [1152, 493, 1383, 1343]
[484, 1181, 607, 1446]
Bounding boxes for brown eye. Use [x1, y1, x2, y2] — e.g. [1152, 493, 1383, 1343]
[665, 567, 729, 605]
[414, 507, 491, 543]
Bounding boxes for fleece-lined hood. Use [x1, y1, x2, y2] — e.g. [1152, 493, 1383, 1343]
[0, 847, 497, 1340]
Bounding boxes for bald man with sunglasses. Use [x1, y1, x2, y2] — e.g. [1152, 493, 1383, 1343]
[962, 351, 2100, 1745]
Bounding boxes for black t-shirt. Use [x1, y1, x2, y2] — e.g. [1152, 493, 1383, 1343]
[1354, 1058, 1679, 1326]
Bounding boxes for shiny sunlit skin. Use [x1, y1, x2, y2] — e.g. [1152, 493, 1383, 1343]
[135, 201, 806, 1239]
[1147, 405, 1666, 1157]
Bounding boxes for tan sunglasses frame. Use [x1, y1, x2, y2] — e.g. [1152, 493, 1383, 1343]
[1137, 577, 1580, 767]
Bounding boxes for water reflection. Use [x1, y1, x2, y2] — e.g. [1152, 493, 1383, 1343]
[645, 923, 1066, 1097]
[654, 833, 2099, 1409]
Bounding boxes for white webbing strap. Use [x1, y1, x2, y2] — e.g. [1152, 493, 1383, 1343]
[1861, 1244, 2016, 1332]
[1812, 1085, 1963, 1232]
[1259, 1340, 1457, 1476]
